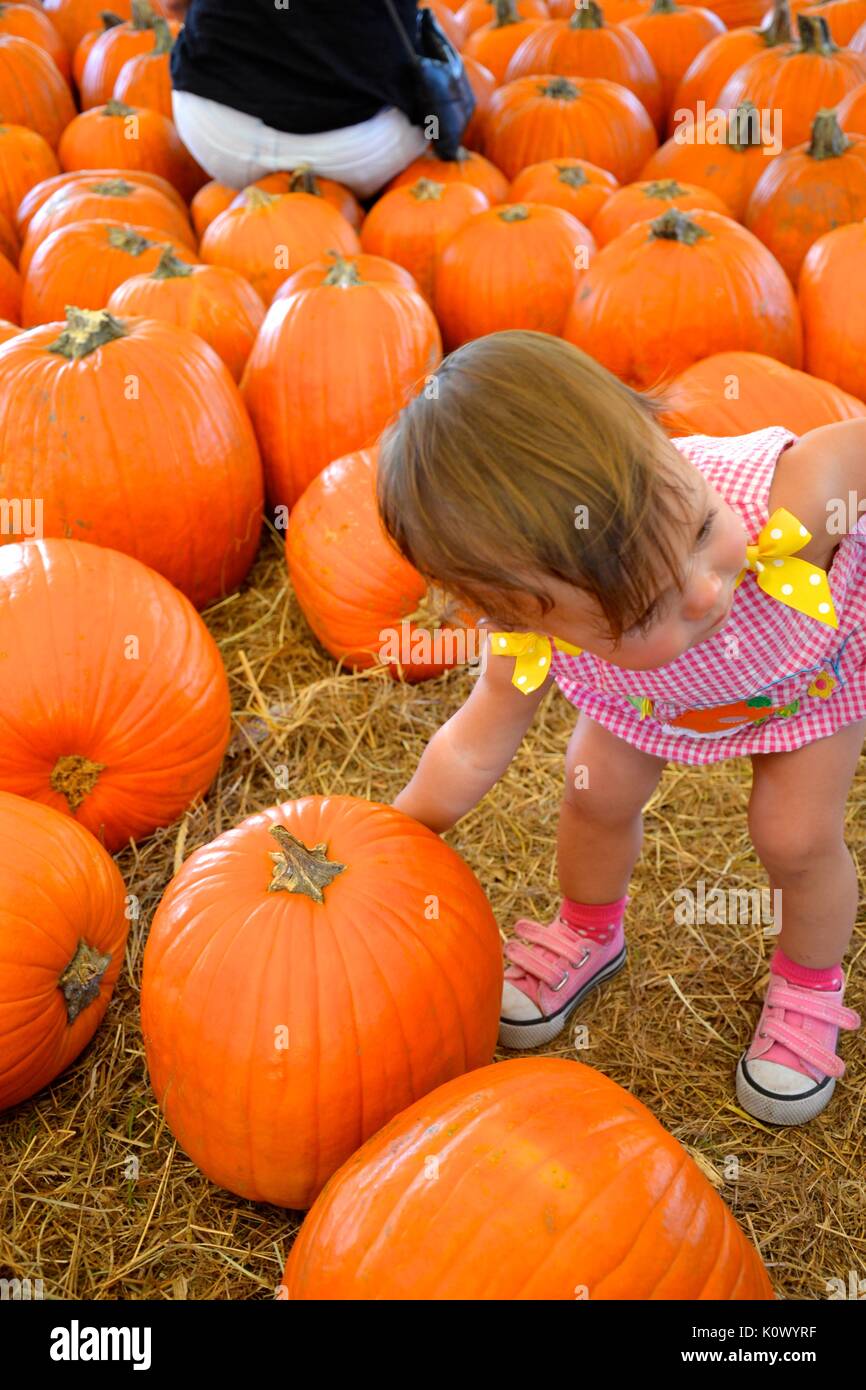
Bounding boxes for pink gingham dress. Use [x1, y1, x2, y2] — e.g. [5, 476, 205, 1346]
[550, 427, 866, 765]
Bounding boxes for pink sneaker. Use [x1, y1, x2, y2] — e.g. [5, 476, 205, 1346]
[499, 905, 627, 1049]
[736, 971, 861, 1125]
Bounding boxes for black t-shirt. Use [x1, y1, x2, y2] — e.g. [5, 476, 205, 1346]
[171, 0, 421, 135]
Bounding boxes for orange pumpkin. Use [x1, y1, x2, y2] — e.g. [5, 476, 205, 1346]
[244, 166, 364, 232]
[717, 15, 866, 149]
[0, 250, 22, 322]
[745, 109, 866, 281]
[458, 0, 549, 33]
[672, 0, 794, 122]
[43, 0, 134, 53]
[274, 250, 420, 296]
[0, 307, 264, 607]
[360, 178, 490, 302]
[640, 100, 779, 218]
[424, 0, 468, 45]
[107, 249, 266, 382]
[504, 1, 664, 132]
[0, 124, 59, 227]
[0, 789, 127, 1112]
[283, 1058, 775, 1300]
[837, 80, 866, 136]
[622, 0, 726, 132]
[0, 211, 18, 263]
[16, 164, 186, 235]
[58, 99, 207, 202]
[190, 179, 236, 239]
[0, 318, 21, 343]
[72, 11, 123, 90]
[801, 0, 866, 42]
[700, 0, 767, 19]
[508, 156, 619, 221]
[141, 795, 503, 1209]
[482, 74, 658, 181]
[200, 187, 361, 305]
[0, 34, 77, 148]
[800, 220, 866, 399]
[242, 255, 441, 511]
[562, 207, 803, 386]
[79, 0, 169, 106]
[0, 1, 71, 79]
[21, 218, 199, 325]
[662, 350, 866, 435]
[112, 14, 175, 118]
[463, 0, 548, 79]
[434, 201, 596, 347]
[0, 538, 230, 852]
[20, 175, 196, 275]
[461, 53, 498, 148]
[386, 145, 511, 203]
[591, 177, 730, 243]
[288, 446, 476, 679]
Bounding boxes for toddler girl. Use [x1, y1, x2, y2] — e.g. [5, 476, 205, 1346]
[378, 330, 865, 1128]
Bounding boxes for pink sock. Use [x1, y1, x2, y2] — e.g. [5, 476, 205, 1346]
[771, 947, 843, 992]
[559, 894, 629, 944]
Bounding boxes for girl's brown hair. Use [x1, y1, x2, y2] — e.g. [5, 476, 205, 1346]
[377, 330, 694, 643]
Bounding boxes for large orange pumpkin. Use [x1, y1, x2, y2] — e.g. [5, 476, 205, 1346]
[15, 164, 187, 235]
[112, 14, 175, 118]
[200, 187, 361, 305]
[78, 0, 165, 106]
[141, 795, 503, 1209]
[0, 790, 127, 1112]
[282, 1058, 775, 1300]
[21, 218, 199, 325]
[745, 109, 866, 281]
[107, 248, 266, 383]
[0, 2, 71, 79]
[463, 0, 548, 80]
[504, 1, 664, 132]
[43, 0, 134, 53]
[20, 175, 196, 275]
[591, 177, 730, 244]
[434, 201, 596, 347]
[0, 123, 59, 227]
[671, 0, 794, 122]
[0, 34, 77, 148]
[482, 74, 658, 181]
[639, 100, 779, 218]
[0, 538, 230, 852]
[386, 145, 511, 203]
[275, 249, 419, 295]
[246, 166, 365, 232]
[242, 256, 441, 511]
[190, 179, 235, 239]
[800, 220, 866, 399]
[0, 307, 263, 606]
[562, 207, 803, 386]
[662, 350, 866, 435]
[508, 156, 619, 222]
[622, 0, 726, 131]
[72, 11, 123, 91]
[360, 177, 490, 302]
[801, 0, 866, 42]
[288, 447, 476, 679]
[58, 99, 207, 202]
[0, 250, 21, 322]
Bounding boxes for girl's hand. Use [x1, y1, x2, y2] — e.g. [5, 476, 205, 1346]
[392, 631, 552, 834]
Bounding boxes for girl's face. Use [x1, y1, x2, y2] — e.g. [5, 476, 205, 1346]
[527, 450, 749, 672]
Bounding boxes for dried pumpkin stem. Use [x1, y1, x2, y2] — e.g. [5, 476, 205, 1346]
[728, 101, 766, 151]
[104, 98, 136, 117]
[98, 11, 125, 29]
[151, 17, 175, 55]
[288, 165, 319, 195]
[48, 308, 128, 359]
[649, 0, 679, 12]
[409, 178, 445, 201]
[492, 0, 521, 26]
[650, 209, 710, 244]
[569, 1, 604, 29]
[643, 179, 689, 199]
[246, 187, 277, 210]
[542, 77, 580, 101]
[131, 0, 159, 29]
[59, 940, 112, 1024]
[759, 0, 792, 45]
[808, 109, 848, 160]
[556, 164, 588, 189]
[322, 255, 363, 287]
[107, 226, 156, 254]
[152, 246, 194, 279]
[268, 825, 346, 903]
[796, 13, 837, 52]
[498, 204, 530, 222]
[50, 754, 106, 809]
[89, 178, 136, 197]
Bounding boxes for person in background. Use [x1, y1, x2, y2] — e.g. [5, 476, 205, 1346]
[163, 0, 427, 196]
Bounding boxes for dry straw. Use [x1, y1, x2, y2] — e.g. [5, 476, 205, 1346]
[1, 529, 864, 1299]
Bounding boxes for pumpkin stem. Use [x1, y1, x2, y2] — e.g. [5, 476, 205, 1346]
[643, 179, 689, 199]
[49, 753, 106, 810]
[287, 165, 320, 195]
[98, 11, 126, 29]
[48, 308, 128, 359]
[555, 164, 588, 189]
[727, 101, 767, 151]
[322, 254, 363, 287]
[498, 204, 531, 221]
[103, 98, 136, 117]
[59, 940, 112, 1024]
[130, 0, 159, 29]
[649, 0, 679, 12]
[541, 77, 580, 101]
[409, 178, 445, 202]
[152, 246, 194, 279]
[795, 13, 837, 51]
[808, 108, 848, 160]
[568, 1, 604, 29]
[758, 0, 792, 45]
[492, 0, 521, 26]
[107, 226, 157, 254]
[89, 178, 136, 197]
[267, 825, 346, 903]
[150, 16, 175, 55]
[649, 209, 710, 244]
[246, 186, 278, 210]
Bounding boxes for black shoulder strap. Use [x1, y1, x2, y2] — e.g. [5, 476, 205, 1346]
[383, 0, 420, 66]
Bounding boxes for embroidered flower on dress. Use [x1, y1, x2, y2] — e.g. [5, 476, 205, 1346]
[808, 670, 837, 700]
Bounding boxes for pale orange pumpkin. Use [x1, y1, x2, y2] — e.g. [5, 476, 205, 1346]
[508, 156, 619, 222]
[386, 145, 511, 203]
[360, 178, 490, 302]
[58, 99, 207, 202]
[591, 177, 730, 244]
[662, 350, 866, 434]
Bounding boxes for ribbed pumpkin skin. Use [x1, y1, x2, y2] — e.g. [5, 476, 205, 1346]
[804, 0, 866, 43]
[562, 208, 803, 386]
[800, 221, 866, 399]
[461, 53, 498, 148]
[0, 3, 71, 80]
[463, 11, 548, 81]
[0, 251, 21, 322]
[0, 124, 59, 227]
[0, 790, 128, 1112]
[284, 1058, 775, 1300]
[0, 35, 77, 148]
[671, 3, 794, 121]
[0, 314, 264, 606]
[837, 82, 866, 137]
[482, 75, 658, 182]
[190, 180, 235, 239]
[276, 251, 419, 295]
[16, 165, 186, 234]
[141, 796, 503, 1209]
[386, 147, 511, 203]
[113, 46, 173, 118]
[242, 265, 441, 511]
[622, 1, 726, 130]
[662, 350, 866, 435]
[0, 539, 231, 851]
[434, 201, 596, 347]
[43, 0, 134, 53]
[20, 178, 196, 274]
[79, 12, 175, 109]
[591, 177, 730, 244]
[59, 103, 207, 202]
[0, 319, 20, 343]
[247, 170, 365, 232]
[508, 157, 619, 222]
[639, 115, 779, 218]
[21, 218, 200, 325]
[360, 179, 490, 302]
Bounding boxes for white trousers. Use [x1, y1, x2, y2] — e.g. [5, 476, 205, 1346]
[172, 89, 428, 197]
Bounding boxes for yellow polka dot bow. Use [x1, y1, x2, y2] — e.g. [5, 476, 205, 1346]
[735, 507, 838, 629]
[488, 632, 583, 695]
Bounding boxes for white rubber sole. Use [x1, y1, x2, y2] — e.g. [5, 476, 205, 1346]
[498, 946, 627, 1051]
[735, 1054, 836, 1126]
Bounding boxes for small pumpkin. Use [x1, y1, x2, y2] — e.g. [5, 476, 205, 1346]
[672, 0, 794, 123]
[0, 538, 231, 852]
[662, 350, 866, 435]
[0, 790, 128, 1112]
[622, 0, 725, 132]
[0, 249, 22, 322]
[242, 255, 441, 511]
[73, 10, 124, 90]
[107, 248, 266, 382]
[58, 99, 207, 202]
[190, 179, 236, 239]
[283, 1058, 775, 1300]
[0, 34, 77, 148]
[360, 178, 490, 302]
[386, 145, 511, 203]
[247, 166, 365, 232]
[458, 0, 549, 33]
[141, 795, 503, 1209]
[800, 219, 866, 400]
[0, 307, 264, 606]
[801, 0, 866, 43]
[0, 123, 59, 227]
[112, 13, 175, 118]
[562, 207, 803, 386]
[591, 177, 730, 244]
[43, 0, 134, 54]
[200, 187, 361, 305]
[463, 0, 548, 80]
[639, 100, 779, 218]
[434, 201, 596, 347]
[508, 156, 619, 222]
[0, 1, 71, 79]
[15, 164, 187, 235]
[79, 0, 170, 107]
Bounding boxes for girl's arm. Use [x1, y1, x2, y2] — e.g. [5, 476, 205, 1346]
[393, 637, 552, 833]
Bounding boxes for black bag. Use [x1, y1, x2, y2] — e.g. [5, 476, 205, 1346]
[383, 0, 476, 163]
